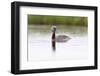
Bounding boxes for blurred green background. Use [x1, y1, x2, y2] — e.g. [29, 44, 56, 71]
[28, 15, 88, 26]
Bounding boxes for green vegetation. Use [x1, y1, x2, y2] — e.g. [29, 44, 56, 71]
[28, 15, 88, 26]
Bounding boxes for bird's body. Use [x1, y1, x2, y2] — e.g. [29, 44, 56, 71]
[56, 35, 71, 42]
[51, 26, 71, 43]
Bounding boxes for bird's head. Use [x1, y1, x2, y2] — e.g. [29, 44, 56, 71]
[51, 26, 56, 32]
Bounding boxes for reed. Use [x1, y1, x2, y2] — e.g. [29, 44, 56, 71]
[28, 15, 88, 26]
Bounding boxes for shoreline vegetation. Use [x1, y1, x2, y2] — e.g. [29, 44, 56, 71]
[28, 15, 88, 26]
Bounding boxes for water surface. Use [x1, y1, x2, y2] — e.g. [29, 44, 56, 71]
[28, 25, 88, 61]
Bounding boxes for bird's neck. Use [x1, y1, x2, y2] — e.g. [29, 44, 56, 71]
[52, 31, 56, 40]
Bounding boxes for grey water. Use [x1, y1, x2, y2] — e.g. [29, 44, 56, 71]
[28, 25, 88, 61]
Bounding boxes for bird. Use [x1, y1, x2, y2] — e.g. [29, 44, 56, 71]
[51, 26, 71, 42]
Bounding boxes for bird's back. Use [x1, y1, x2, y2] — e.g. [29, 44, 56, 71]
[56, 35, 71, 42]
